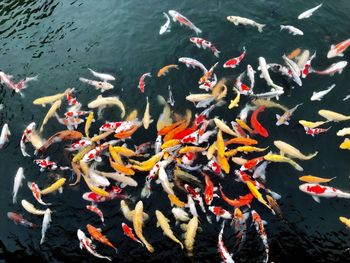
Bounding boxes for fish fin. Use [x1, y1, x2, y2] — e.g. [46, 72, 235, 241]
[258, 24, 266, 33]
[58, 187, 63, 194]
[259, 74, 263, 78]
[338, 53, 344, 57]
[79, 242, 83, 249]
[216, 216, 220, 222]
[284, 121, 289, 125]
[275, 114, 280, 120]
[312, 196, 321, 203]
[262, 220, 268, 225]
[95, 156, 102, 162]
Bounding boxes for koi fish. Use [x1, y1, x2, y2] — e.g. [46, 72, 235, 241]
[250, 106, 268, 137]
[155, 210, 184, 249]
[133, 201, 154, 253]
[227, 16, 266, 32]
[339, 217, 350, 229]
[204, 173, 217, 205]
[298, 119, 329, 129]
[246, 181, 272, 211]
[77, 229, 112, 261]
[190, 37, 220, 57]
[82, 186, 127, 203]
[299, 175, 336, 183]
[87, 224, 117, 252]
[34, 157, 70, 172]
[20, 122, 36, 157]
[167, 85, 175, 106]
[301, 52, 316, 78]
[311, 84, 335, 101]
[157, 65, 178, 77]
[39, 130, 83, 153]
[7, 212, 38, 228]
[337, 127, 350, 136]
[280, 25, 303, 35]
[251, 210, 269, 263]
[314, 61, 348, 76]
[168, 10, 202, 35]
[178, 57, 207, 73]
[218, 222, 235, 263]
[183, 216, 199, 256]
[340, 138, 350, 150]
[159, 12, 171, 35]
[276, 103, 302, 126]
[28, 182, 51, 206]
[79, 77, 113, 92]
[66, 88, 81, 109]
[266, 195, 283, 218]
[21, 199, 46, 215]
[138, 72, 151, 93]
[142, 97, 153, 129]
[0, 71, 38, 95]
[240, 156, 264, 171]
[40, 208, 52, 244]
[85, 112, 95, 138]
[298, 3, 323, 19]
[86, 205, 105, 224]
[247, 64, 256, 89]
[66, 139, 92, 152]
[172, 207, 190, 222]
[122, 223, 143, 245]
[305, 127, 331, 136]
[33, 88, 70, 107]
[0, 123, 10, 149]
[208, 206, 233, 221]
[120, 200, 149, 222]
[223, 47, 246, 68]
[88, 68, 115, 82]
[257, 57, 284, 92]
[40, 178, 66, 195]
[40, 99, 62, 132]
[287, 48, 301, 59]
[299, 183, 350, 202]
[282, 54, 302, 86]
[12, 167, 25, 204]
[220, 186, 253, 208]
[264, 153, 303, 171]
[319, 109, 350, 122]
[88, 95, 125, 118]
[273, 140, 318, 160]
[327, 38, 350, 58]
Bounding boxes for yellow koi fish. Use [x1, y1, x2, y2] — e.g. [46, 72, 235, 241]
[112, 146, 137, 157]
[298, 120, 329, 129]
[216, 130, 225, 158]
[228, 87, 240, 109]
[183, 216, 198, 256]
[85, 112, 95, 138]
[131, 152, 164, 171]
[179, 146, 207, 154]
[214, 118, 239, 136]
[155, 210, 184, 249]
[161, 139, 181, 150]
[264, 153, 303, 171]
[40, 178, 66, 195]
[168, 193, 186, 208]
[340, 138, 350, 150]
[235, 118, 253, 133]
[40, 99, 62, 133]
[246, 181, 272, 211]
[299, 175, 336, 183]
[274, 140, 318, 160]
[142, 97, 153, 129]
[235, 146, 269, 153]
[120, 200, 149, 222]
[339, 216, 350, 228]
[33, 88, 70, 106]
[133, 201, 154, 253]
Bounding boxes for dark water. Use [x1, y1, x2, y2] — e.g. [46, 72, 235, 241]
[1, 0, 350, 262]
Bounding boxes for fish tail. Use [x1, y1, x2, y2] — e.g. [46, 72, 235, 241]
[194, 27, 202, 35]
[214, 50, 220, 58]
[258, 24, 266, 33]
[304, 151, 318, 160]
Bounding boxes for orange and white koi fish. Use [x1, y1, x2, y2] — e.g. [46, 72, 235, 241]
[86, 205, 105, 224]
[327, 38, 350, 58]
[122, 223, 143, 245]
[168, 10, 202, 35]
[218, 222, 235, 263]
[252, 210, 269, 263]
[28, 182, 51, 206]
[138, 72, 151, 93]
[77, 229, 112, 261]
[87, 224, 117, 252]
[157, 64, 179, 77]
[79, 77, 113, 93]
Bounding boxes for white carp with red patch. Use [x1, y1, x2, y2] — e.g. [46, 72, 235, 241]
[82, 186, 128, 203]
[252, 210, 269, 263]
[77, 229, 111, 261]
[34, 157, 70, 172]
[20, 122, 36, 157]
[82, 143, 109, 163]
[168, 10, 202, 35]
[178, 57, 207, 73]
[299, 183, 350, 203]
[190, 37, 220, 57]
[327, 38, 350, 58]
[86, 205, 105, 224]
[304, 126, 331, 137]
[138, 72, 151, 93]
[64, 111, 90, 118]
[218, 222, 235, 263]
[99, 121, 122, 132]
[209, 206, 233, 221]
[223, 47, 246, 68]
[184, 184, 205, 213]
[66, 139, 92, 151]
[301, 52, 316, 78]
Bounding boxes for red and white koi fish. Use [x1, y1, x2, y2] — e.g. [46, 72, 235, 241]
[181, 152, 196, 165]
[168, 10, 202, 35]
[65, 111, 90, 118]
[178, 57, 207, 73]
[77, 229, 112, 261]
[99, 121, 122, 132]
[34, 157, 70, 172]
[55, 113, 84, 130]
[181, 130, 200, 145]
[313, 61, 347, 76]
[82, 186, 128, 203]
[28, 182, 51, 205]
[83, 142, 111, 163]
[20, 122, 36, 157]
[79, 77, 114, 93]
[208, 206, 233, 221]
[240, 156, 265, 171]
[218, 222, 235, 263]
[0, 123, 11, 149]
[304, 126, 331, 137]
[86, 205, 105, 224]
[234, 71, 251, 94]
[204, 173, 217, 205]
[138, 72, 151, 93]
[0, 71, 38, 95]
[251, 210, 269, 263]
[66, 139, 92, 151]
[301, 52, 316, 78]
[268, 63, 292, 78]
[7, 212, 38, 228]
[206, 158, 223, 177]
[327, 38, 350, 58]
[141, 161, 161, 198]
[66, 88, 81, 107]
[190, 37, 220, 57]
[299, 183, 350, 203]
[184, 184, 205, 213]
[223, 47, 246, 68]
[122, 223, 143, 245]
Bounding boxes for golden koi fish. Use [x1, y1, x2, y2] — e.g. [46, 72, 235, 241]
[183, 216, 199, 256]
[40, 178, 66, 195]
[274, 140, 318, 160]
[85, 112, 95, 138]
[299, 175, 336, 183]
[33, 88, 70, 106]
[264, 153, 303, 171]
[133, 201, 154, 253]
[40, 99, 62, 133]
[246, 181, 272, 211]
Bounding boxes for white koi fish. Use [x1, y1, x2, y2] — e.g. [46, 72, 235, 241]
[311, 84, 335, 101]
[40, 208, 52, 244]
[218, 222, 235, 263]
[178, 57, 207, 73]
[77, 229, 111, 261]
[282, 55, 302, 86]
[227, 16, 265, 32]
[159, 12, 171, 35]
[298, 3, 323, 19]
[314, 61, 348, 76]
[0, 123, 11, 149]
[258, 57, 284, 92]
[299, 183, 350, 203]
[13, 167, 25, 203]
[247, 64, 256, 90]
[280, 25, 304, 35]
[88, 68, 115, 82]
